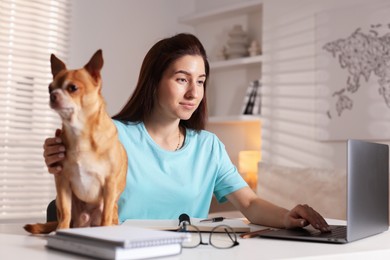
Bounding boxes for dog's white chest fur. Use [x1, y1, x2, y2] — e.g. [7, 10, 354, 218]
[65, 148, 110, 204]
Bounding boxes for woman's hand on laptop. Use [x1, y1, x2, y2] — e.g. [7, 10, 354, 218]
[285, 204, 330, 232]
[43, 128, 65, 174]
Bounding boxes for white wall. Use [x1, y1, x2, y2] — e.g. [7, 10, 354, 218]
[68, 0, 194, 115]
[260, 0, 390, 169]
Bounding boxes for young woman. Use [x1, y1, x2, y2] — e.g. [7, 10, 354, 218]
[43, 33, 330, 232]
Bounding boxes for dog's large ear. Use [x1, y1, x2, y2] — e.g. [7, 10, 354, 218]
[50, 54, 67, 79]
[84, 49, 104, 82]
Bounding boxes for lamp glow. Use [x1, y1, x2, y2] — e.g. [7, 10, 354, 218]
[239, 150, 261, 191]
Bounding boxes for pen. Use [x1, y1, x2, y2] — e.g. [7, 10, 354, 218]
[199, 217, 225, 223]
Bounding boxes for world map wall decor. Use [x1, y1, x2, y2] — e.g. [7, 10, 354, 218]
[315, 1, 390, 140]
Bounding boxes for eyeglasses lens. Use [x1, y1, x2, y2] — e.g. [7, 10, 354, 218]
[181, 225, 202, 248]
[210, 225, 238, 249]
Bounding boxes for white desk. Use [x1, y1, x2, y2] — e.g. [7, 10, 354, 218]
[1, 221, 390, 260]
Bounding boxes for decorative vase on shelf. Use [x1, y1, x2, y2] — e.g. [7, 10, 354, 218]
[248, 40, 261, 57]
[226, 24, 248, 59]
[216, 45, 228, 61]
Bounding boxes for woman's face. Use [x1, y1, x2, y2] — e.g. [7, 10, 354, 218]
[155, 55, 206, 121]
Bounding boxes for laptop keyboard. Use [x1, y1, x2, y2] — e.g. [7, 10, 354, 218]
[310, 226, 347, 238]
[325, 226, 347, 238]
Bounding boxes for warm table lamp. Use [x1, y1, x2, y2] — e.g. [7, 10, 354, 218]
[238, 150, 261, 191]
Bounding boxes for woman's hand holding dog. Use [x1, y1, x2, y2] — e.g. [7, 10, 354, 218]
[43, 128, 65, 174]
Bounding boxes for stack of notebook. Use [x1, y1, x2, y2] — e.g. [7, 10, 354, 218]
[46, 225, 187, 260]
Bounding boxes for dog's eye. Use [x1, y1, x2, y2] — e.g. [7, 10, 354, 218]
[48, 84, 53, 94]
[68, 84, 78, 93]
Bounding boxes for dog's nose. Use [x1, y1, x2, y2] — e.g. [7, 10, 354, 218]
[50, 92, 57, 103]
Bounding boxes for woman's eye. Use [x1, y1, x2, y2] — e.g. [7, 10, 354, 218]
[197, 80, 205, 86]
[68, 84, 78, 92]
[177, 78, 187, 84]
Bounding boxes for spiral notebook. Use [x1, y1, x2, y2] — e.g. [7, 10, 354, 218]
[46, 225, 187, 260]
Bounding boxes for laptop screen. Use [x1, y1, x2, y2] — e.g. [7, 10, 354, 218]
[347, 139, 389, 242]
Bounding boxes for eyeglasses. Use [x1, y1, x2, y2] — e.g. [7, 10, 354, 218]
[178, 222, 239, 249]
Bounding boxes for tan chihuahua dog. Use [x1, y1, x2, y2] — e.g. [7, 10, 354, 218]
[24, 50, 127, 234]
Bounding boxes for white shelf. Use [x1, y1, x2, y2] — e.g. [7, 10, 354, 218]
[208, 115, 261, 124]
[210, 55, 262, 70]
[179, 0, 263, 25]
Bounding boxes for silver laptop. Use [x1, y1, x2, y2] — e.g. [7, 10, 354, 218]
[260, 139, 389, 243]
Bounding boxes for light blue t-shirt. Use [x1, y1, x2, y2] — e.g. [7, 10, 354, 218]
[113, 120, 247, 222]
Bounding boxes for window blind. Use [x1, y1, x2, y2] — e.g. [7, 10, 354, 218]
[0, 0, 70, 220]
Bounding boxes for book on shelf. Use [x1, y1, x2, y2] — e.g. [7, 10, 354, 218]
[242, 79, 262, 115]
[122, 217, 251, 233]
[46, 225, 187, 260]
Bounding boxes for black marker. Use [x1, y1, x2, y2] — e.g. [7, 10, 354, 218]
[199, 217, 225, 223]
